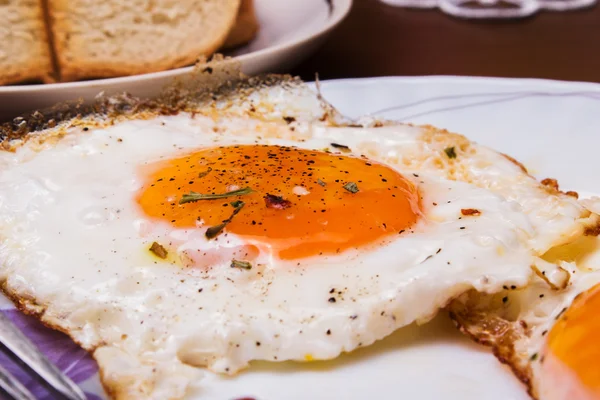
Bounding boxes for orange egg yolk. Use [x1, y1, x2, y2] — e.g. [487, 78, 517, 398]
[137, 145, 421, 259]
[543, 283, 600, 399]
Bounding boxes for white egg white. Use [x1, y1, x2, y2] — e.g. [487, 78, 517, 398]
[0, 81, 595, 399]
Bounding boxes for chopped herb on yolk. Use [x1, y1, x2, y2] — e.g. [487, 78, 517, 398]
[149, 242, 168, 259]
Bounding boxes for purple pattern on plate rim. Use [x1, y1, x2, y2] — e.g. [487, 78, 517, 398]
[0, 309, 101, 400]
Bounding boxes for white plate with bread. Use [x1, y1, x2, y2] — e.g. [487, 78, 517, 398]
[0, 0, 351, 120]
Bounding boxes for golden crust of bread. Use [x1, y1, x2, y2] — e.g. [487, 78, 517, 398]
[0, 67, 53, 86]
[223, 0, 259, 49]
[51, 47, 227, 83]
[0, 61, 55, 85]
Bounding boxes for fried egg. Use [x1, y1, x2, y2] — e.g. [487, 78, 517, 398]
[450, 196, 600, 400]
[0, 76, 596, 399]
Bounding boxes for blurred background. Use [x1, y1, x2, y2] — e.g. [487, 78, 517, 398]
[292, 0, 600, 82]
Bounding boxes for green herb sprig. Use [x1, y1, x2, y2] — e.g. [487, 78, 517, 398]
[231, 260, 252, 270]
[205, 201, 246, 239]
[179, 187, 253, 204]
[343, 182, 359, 193]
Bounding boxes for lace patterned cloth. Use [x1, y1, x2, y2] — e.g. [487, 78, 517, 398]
[380, 0, 597, 18]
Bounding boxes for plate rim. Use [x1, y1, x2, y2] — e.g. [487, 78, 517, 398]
[0, 0, 352, 94]
[316, 75, 600, 91]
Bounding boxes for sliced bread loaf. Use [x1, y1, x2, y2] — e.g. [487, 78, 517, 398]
[47, 0, 241, 81]
[0, 0, 54, 85]
[223, 0, 258, 49]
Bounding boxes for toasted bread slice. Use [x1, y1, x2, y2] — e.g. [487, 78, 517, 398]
[0, 0, 54, 85]
[223, 0, 258, 49]
[47, 0, 241, 82]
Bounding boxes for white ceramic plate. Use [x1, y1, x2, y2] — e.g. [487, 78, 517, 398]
[3, 76, 600, 399]
[0, 0, 351, 121]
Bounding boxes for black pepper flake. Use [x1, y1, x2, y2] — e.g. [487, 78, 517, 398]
[444, 146, 457, 159]
[326, 329, 331, 335]
[149, 242, 168, 259]
[317, 179, 326, 187]
[530, 353, 538, 361]
[328, 297, 336, 303]
[343, 182, 359, 193]
[330, 143, 351, 153]
[283, 116, 296, 124]
[502, 296, 508, 303]
[198, 166, 213, 178]
[421, 255, 434, 264]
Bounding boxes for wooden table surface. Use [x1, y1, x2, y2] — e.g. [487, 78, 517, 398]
[292, 0, 600, 83]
